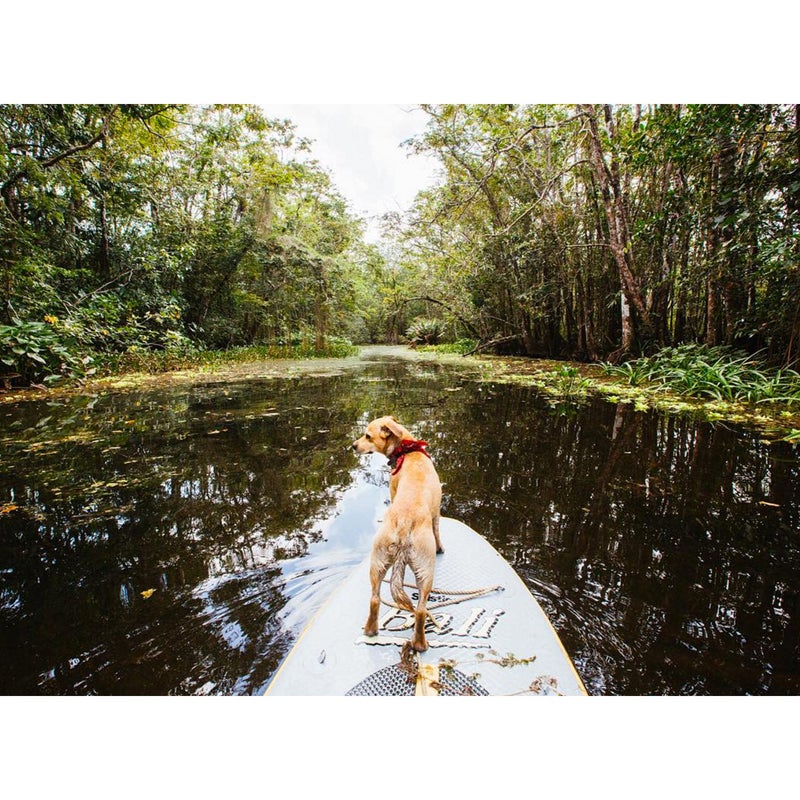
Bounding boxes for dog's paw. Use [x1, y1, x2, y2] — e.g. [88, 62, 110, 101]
[410, 637, 428, 652]
[436, 546, 445, 555]
[364, 623, 378, 637]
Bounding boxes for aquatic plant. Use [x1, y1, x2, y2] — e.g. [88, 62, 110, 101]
[601, 344, 800, 406]
[552, 364, 593, 399]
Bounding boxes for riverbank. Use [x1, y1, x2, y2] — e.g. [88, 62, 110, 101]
[0, 342, 361, 405]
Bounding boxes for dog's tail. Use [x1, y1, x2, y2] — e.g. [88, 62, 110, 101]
[389, 542, 414, 614]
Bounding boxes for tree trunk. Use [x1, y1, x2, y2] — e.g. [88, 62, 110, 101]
[674, 278, 687, 344]
[563, 284, 576, 355]
[575, 269, 599, 361]
[99, 197, 111, 280]
[705, 276, 721, 346]
[314, 259, 328, 352]
[719, 134, 740, 345]
[620, 289, 634, 352]
[706, 131, 738, 346]
[782, 105, 800, 365]
[580, 104, 653, 352]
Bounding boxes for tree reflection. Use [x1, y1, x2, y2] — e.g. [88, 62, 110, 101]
[1, 373, 387, 693]
[436, 384, 800, 694]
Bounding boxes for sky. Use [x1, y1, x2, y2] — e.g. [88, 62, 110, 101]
[261, 105, 441, 243]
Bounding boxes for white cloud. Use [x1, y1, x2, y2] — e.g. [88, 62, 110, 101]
[261, 104, 440, 242]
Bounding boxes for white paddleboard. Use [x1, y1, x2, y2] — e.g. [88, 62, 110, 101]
[265, 517, 587, 696]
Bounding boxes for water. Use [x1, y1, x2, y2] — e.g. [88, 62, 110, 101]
[1, 346, 798, 695]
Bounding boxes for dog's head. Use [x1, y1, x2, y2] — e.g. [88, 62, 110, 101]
[352, 415, 410, 456]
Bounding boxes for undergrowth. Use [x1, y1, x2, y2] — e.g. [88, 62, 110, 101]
[416, 339, 477, 355]
[601, 344, 800, 406]
[1, 323, 358, 385]
[99, 338, 359, 376]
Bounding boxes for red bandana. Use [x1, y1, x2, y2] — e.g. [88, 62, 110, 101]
[387, 439, 431, 475]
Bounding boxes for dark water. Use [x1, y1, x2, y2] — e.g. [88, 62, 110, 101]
[1, 346, 799, 695]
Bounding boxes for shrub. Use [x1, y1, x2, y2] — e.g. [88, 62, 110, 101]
[0, 319, 88, 385]
[406, 317, 444, 346]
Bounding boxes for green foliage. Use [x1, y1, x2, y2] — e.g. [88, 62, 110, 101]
[4, 103, 800, 389]
[552, 365, 593, 399]
[96, 337, 357, 375]
[0, 319, 87, 384]
[418, 338, 477, 355]
[602, 344, 800, 405]
[253, 335, 358, 360]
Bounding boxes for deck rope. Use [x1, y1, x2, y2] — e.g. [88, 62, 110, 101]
[379, 579, 504, 619]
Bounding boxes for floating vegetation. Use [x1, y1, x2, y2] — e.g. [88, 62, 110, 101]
[0, 340, 359, 404]
[4, 344, 800, 440]
[432, 349, 800, 437]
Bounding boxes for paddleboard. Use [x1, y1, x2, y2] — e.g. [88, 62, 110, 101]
[265, 517, 587, 696]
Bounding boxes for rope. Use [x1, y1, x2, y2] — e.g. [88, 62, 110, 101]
[428, 585, 504, 609]
[379, 580, 504, 614]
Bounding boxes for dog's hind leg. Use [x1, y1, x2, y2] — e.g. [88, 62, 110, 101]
[410, 574, 433, 652]
[409, 534, 436, 652]
[364, 542, 391, 637]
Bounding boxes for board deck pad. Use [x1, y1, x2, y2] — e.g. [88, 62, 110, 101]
[265, 517, 587, 696]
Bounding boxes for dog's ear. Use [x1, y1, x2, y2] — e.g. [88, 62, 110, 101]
[380, 417, 405, 440]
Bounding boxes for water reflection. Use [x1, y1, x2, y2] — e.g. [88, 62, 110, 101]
[435, 389, 800, 695]
[1, 348, 799, 695]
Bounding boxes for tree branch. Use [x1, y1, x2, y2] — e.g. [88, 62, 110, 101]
[463, 334, 522, 356]
[1, 106, 119, 207]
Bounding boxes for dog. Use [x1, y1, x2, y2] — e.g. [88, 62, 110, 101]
[352, 416, 443, 651]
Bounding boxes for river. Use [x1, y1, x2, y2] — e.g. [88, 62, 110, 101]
[1, 345, 798, 695]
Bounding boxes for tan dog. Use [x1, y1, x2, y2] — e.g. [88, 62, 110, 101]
[352, 416, 443, 651]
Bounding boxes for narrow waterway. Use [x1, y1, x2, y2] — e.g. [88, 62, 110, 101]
[1, 346, 798, 694]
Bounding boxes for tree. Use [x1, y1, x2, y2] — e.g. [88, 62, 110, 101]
[579, 104, 653, 355]
[0, 103, 369, 383]
[394, 103, 800, 365]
